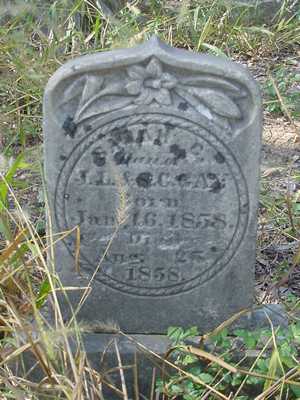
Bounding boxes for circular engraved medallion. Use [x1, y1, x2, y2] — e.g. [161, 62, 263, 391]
[55, 110, 249, 296]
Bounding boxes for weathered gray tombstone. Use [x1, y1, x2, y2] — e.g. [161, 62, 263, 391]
[44, 36, 262, 395]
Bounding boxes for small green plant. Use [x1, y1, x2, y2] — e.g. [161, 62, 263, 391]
[158, 321, 300, 399]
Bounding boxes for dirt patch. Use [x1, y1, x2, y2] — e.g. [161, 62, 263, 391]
[256, 117, 300, 304]
[262, 117, 300, 169]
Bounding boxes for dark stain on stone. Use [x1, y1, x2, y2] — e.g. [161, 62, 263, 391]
[207, 173, 225, 193]
[111, 127, 133, 144]
[211, 246, 217, 252]
[114, 149, 132, 165]
[136, 129, 145, 144]
[109, 138, 118, 147]
[178, 102, 189, 111]
[154, 138, 161, 146]
[215, 152, 226, 164]
[170, 144, 186, 162]
[207, 173, 217, 180]
[176, 173, 187, 182]
[62, 116, 77, 138]
[60, 155, 66, 161]
[136, 172, 153, 188]
[85, 124, 92, 132]
[124, 128, 133, 143]
[79, 170, 87, 182]
[92, 150, 106, 166]
[241, 203, 249, 213]
[110, 127, 123, 144]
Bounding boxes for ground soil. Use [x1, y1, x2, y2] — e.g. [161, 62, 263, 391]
[256, 116, 300, 304]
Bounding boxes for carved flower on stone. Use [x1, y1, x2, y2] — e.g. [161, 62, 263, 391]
[125, 58, 177, 105]
[56, 53, 246, 137]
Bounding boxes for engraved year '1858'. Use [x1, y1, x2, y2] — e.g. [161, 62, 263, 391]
[55, 110, 249, 296]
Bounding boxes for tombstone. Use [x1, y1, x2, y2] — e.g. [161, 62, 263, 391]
[44, 36, 261, 396]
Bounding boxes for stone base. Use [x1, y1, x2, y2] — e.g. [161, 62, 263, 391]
[20, 304, 288, 399]
[77, 304, 288, 399]
[81, 333, 170, 399]
[232, 303, 288, 330]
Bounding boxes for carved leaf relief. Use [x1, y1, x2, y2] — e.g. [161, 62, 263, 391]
[59, 76, 86, 104]
[185, 87, 242, 119]
[75, 81, 130, 121]
[55, 57, 250, 136]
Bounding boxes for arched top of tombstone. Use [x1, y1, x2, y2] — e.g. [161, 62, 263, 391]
[44, 35, 260, 139]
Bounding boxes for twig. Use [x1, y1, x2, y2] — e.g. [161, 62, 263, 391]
[133, 352, 140, 400]
[114, 339, 128, 400]
[150, 367, 156, 400]
[74, 225, 81, 274]
[285, 187, 296, 235]
[254, 368, 299, 400]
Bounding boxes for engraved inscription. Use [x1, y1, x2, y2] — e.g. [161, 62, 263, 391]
[55, 111, 249, 296]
